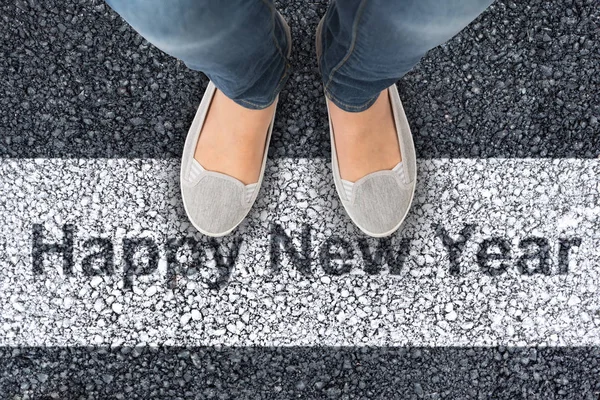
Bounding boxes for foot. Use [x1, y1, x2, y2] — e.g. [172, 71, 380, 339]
[327, 89, 402, 182]
[193, 88, 276, 185]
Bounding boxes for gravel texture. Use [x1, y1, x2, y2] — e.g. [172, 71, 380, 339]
[0, 0, 598, 158]
[1, 0, 599, 398]
[1, 346, 599, 399]
[1, 158, 599, 397]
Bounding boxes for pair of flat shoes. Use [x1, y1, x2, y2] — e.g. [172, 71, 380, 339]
[180, 14, 416, 237]
[179, 79, 416, 238]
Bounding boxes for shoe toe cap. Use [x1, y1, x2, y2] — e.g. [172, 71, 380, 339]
[345, 174, 414, 236]
[181, 176, 251, 236]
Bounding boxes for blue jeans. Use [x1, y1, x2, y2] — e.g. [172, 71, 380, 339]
[104, 0, 494, 112]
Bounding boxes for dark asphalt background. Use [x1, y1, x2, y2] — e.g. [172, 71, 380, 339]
[1, 0, 598, 159]
[1, 347, 599, 399]
[1, 0, 600, 399]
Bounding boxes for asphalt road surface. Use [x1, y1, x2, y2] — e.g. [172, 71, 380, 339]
[1, 0, 599, 398]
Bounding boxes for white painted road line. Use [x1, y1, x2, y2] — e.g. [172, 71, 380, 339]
[1, 158, 599, 346]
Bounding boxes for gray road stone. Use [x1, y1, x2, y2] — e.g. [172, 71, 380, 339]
[1, 0, 599, 398]
[1, 158, 599, 398]
[0, 0, 598, 158]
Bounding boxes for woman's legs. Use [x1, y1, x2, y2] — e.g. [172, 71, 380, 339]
[105, 0, 292, 185]
[318, 0, 495, 183]
[318, 0, 496, 112]
[104, 0, 291, 110]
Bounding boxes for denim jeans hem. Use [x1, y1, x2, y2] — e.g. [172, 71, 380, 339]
[216, 1, 291, 111]
[228, 58, 291, 110]
[233, 96, 277, 110]
[324, 86, 380, 113]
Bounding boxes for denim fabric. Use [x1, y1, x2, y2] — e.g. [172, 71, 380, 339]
[318, 0, 495, 111]
[104, 0, 291, 110]
[105, 0, 494, 112]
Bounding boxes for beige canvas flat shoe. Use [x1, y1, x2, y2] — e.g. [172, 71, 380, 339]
[180, 11, 291, 237]
[316, 16, 417, 237]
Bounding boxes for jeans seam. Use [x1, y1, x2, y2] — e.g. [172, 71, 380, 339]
[236, 98, 270, 108]
[235, 63, 290, 109]
[325, 86, 378, 111]
[261, 0, 287, 71]
[233, 1, 290, 110]
[323, 0, 369, 95]
[234, 0, 287, 109]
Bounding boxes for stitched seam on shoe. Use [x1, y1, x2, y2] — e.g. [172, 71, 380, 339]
[323, 0, 368, 95]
